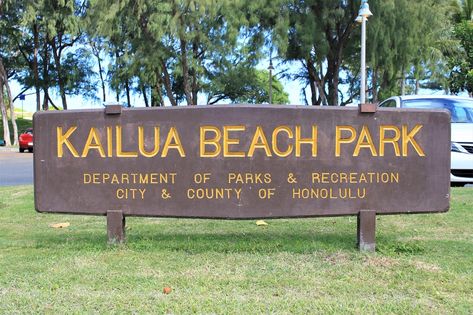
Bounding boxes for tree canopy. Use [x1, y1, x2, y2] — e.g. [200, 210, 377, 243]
[0, 0, 470, 138]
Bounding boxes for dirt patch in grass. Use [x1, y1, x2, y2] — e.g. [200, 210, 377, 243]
[323, 251, 351, 265]
[363, 255, 399, 268]
[411, 260, 441, 272]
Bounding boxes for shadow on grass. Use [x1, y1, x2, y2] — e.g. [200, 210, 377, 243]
[31, 228, 358, 254]
[127, 230, 357, 253]
[26, 224, 472, 258]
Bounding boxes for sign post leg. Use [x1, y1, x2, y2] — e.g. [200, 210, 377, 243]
[357, 210, 376, 252]
[107, 210, 125, 244]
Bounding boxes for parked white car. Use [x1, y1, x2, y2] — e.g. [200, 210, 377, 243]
[379, 95, 473, 186]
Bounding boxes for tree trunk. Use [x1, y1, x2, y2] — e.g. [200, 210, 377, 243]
[191, 76, 198, 105]
[161, 63, 177, 106]
[415, 79, 420, 95]
[179, 35, 193, 105]
[372, 66, 379, 103]
[158, 90, 165, 107]
[175, 7, 193, 106]
[99, 58, 106, 102]
[317, 61, 328, 106]
[154, 83, 164, 107]
[91, 40, 106, 102]
[326, 55, 339, 106]
[125, 79, 131, 107]
[142, 85, 149, 107]
[47, 95, 60, 111]
[115, 49, 120, 103]
[309, 80, 317, 105]
[42, 35, 50, 111]
[191, 40, 199, 105]
[51, 39, 68, 110]
[306, 59, 318, 105]
[400, 67, 406, 96]
[33, 22, 41, 112]
[0, 60, 18, 145]
[307, 58, 327, 106]
[0, 84, 11, 146]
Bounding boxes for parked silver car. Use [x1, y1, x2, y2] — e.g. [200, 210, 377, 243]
[379, 95, 473, 186]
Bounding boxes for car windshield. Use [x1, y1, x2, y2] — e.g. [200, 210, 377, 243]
[402, 98, 473, 123]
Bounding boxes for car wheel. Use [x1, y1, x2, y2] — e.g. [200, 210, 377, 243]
[19, 147, 24, 153]
[28, 148, 33, 153]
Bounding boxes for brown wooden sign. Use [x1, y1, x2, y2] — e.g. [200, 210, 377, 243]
[33, 105, 450, 248]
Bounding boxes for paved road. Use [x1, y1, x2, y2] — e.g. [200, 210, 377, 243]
[0, 151, 34, 186]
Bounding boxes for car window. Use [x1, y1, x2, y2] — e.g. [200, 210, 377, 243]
[379, 99, 397, 107]
[452, 101, 473, 123]
[402, 99, 473, 123]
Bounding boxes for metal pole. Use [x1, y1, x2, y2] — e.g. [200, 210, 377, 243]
[360, 16, 366, 105]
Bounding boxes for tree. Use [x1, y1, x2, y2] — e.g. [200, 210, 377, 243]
[352, 0, 455, 102]
[449, 20, 473, 95]
[14, 0, 96, 110]
[88, 0, 271, 106]
[0, 0, 22, 145]
[280, 0, 359, 106]
[206, 66, 289, 104]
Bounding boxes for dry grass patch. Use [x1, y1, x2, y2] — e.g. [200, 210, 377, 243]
[363, 255, 399, 268]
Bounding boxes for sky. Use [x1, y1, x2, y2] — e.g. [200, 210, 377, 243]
[9, 57, 453, 113]
[10, 59, 309, 113]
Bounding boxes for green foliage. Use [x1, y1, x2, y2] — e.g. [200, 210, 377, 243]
[60, 49, 99, 101]
[206, 65, 289, 104]
[234, 69, 289, 104]
[3, 0, 97, 110]
[88, 0, 268, 106]
[449, 20, 473, 94]
[0, 117, 33, 143]
[0, 0, 468, 107]
[365, 0, 454, 101]
[282, 0, 358, 105]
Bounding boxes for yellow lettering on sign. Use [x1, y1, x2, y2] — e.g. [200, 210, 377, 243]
[335, 126, 356, 157]
[162, 127, 185, 157]
[116, 126, 138, 157]
[402, 125, 425, 156]
[106, 126, 113, 157]
[57, 126, 79, 157]
[353, 125, 378, 157]
[138, 126, 160, 158]
[82, 127, 106, 157]
[200, 126, 221, 157]
[379, 125, 401, 156]
[272, 126, 293, 157]
[295, 125, 317, 157]
[248, 126, 272, 157]
[223, 125, 245, 157]
[83, 173, 91, 184]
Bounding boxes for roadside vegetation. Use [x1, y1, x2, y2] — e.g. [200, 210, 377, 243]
[2, 1, 473, 146]
[0, 117, 32, 144]
[0, 186, 472, 313]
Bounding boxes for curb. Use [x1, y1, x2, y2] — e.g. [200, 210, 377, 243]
[0, 146, 19, 152]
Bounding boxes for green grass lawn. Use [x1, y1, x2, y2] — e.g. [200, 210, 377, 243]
[0, 186, 472, 313]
